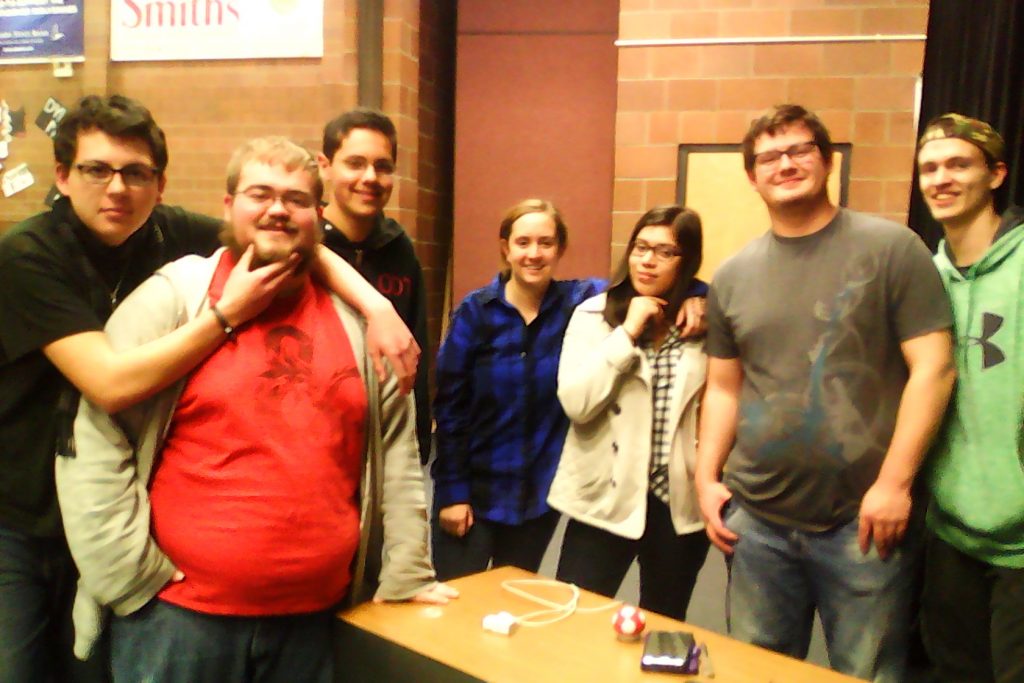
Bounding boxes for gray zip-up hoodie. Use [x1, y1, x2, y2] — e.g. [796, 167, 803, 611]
[55, 250, 436, 658]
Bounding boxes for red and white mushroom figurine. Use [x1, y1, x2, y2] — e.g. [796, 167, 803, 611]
[612, 605, 647, 642]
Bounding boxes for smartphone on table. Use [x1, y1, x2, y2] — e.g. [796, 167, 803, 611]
[640, 630, 697, 674]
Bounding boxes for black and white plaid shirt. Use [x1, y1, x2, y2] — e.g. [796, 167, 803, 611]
[643, 326, 685, 504]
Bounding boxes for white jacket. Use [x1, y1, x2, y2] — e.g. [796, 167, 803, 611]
[547, 293, 706, 539]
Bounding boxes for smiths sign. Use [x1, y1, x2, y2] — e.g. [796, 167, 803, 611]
[110, 0, 323, 62]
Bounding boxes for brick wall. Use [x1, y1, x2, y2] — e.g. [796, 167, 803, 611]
[382, 0, 419, 241]
[613, 0, 930, 254]
[416, 0, 456, 358]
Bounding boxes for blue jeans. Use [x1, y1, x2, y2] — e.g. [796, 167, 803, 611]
[724, 503, 915, 683]
[111, 599, 332, 683]
[0, 522, 109, 683]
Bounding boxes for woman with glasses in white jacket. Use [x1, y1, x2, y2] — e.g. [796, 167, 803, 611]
[548, 205, 709, 621]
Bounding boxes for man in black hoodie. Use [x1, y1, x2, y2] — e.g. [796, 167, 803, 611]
[319, 109, 432, 463]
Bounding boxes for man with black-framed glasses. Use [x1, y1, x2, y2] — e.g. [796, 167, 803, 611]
[695, 104, 955, 682]
[0, 95, 418, 682]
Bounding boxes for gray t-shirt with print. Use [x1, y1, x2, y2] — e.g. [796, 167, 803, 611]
[706, 209, 952, 531]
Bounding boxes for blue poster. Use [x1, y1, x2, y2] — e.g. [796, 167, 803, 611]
[0, 0, 83, 62]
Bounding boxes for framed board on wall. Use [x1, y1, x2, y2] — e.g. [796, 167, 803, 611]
[676, 144, 852, 281]
[0, 0, 83, 64]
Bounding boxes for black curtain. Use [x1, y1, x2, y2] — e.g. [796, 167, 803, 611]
[908, 0, 1024, 251]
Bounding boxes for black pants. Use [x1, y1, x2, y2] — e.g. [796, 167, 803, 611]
[920, 532, 1024, 683]
[555, 493, 710, 621]
[431, 509, 560, 582]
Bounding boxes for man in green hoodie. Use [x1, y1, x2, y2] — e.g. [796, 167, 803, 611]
[916, 113, 1024, 683]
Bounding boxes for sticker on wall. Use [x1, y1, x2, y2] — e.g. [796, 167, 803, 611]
[35, 96, 66, 139]
[2, 162, 34, 197]
[8, 105, 25, 135]
[0, 99, 12, 159]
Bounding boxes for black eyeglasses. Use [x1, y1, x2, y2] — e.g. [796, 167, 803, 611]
[74, 161, 160, 186]
[339, 156, 396, 176]
[753, 141, 819, 167]
[632, 240, 681, 261]
[234, 185, 317, 211]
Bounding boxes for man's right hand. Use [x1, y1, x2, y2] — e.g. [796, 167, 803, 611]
[364, 303, 420, 395]
[438, 503, 474, 537]
[697, 480, 739, 554]
[675, 296, 707, 338]
[216, 245, 299, 326]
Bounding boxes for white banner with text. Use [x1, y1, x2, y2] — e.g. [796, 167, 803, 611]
[110, 0, 323, 62]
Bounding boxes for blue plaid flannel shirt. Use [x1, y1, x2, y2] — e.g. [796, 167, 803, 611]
[431, 275, 605, 524]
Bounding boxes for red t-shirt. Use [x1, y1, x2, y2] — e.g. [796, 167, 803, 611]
[150, 251, 367, 615]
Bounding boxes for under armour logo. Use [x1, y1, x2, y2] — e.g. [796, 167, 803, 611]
[964, 312, 1005, 369]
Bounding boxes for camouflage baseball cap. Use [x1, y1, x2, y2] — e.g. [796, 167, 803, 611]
[918, 113, 1005, 163]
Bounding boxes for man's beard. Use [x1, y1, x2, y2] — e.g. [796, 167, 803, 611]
[251, 241, 315, 275]
[220, 220, 316, 274]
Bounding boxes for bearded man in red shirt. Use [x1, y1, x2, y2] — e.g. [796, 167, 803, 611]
[56, 136, 455, 683]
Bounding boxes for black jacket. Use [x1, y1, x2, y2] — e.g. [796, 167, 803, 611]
[0, 198, 220, 536]
[322, 214, 432, 463]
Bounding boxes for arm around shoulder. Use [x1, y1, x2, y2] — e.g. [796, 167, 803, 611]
[43, 248, 295, 414]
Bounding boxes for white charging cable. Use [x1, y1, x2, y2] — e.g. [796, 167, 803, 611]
[481, 579, 621, 635]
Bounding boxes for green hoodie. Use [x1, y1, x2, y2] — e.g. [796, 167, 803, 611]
[928, 206, 1024, 568]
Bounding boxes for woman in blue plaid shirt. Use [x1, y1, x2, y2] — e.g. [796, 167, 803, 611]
[548, 205, 710, 621]
[430, 199, 606, 580]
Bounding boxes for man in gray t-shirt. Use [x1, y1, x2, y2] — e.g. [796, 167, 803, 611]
[695, 104, 954, 683]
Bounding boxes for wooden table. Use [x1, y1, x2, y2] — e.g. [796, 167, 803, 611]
[336, 566, 861, 683]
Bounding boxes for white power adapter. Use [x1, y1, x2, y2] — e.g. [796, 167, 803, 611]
[482, 611, 518, 635]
